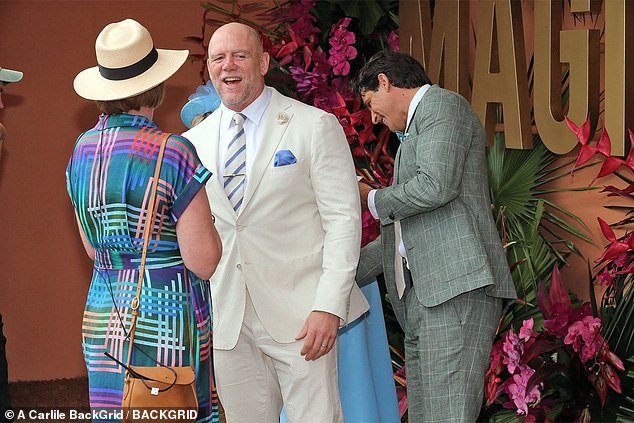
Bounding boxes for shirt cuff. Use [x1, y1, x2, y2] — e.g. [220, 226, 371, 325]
[368, 189, 378, 219]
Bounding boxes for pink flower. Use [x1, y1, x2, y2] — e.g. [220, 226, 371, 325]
[502, 328, 524, 374]
[330, 17, 355, 43]
[289, 49, 331, 97]
[570, 302, 594, 324]
[519, 318, 537, 341]
[289, 65, 312, 92]
[310, 49, 331, 74]
[388, 30, 399, 51]
[328, 17, 357, 76]
[329, 47, 357, 76]
[290, 17, 320, 42]
[504, 365, 542, 415]
[271, 0, 318, 39]
[597, 266, 616, 287]
[613, 252, 630, 267]
[564, 316, 602, 363]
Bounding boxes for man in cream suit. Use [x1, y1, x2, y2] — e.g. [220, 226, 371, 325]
[183, 23, 368, 423]
[354, 51, 516, 422]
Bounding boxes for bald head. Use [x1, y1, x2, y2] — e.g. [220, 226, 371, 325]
[206, 22, 270, 111]
[210, 23, 263, 56]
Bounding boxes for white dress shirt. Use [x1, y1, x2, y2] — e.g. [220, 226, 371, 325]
[218, 87, 273, 185]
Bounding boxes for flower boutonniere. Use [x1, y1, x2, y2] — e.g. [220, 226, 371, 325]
[277, 112, 289, 125]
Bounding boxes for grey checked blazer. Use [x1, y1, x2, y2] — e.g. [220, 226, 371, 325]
[358, 85, 516, 327]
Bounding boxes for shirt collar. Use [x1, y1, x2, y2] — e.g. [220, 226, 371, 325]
[95, 113, 157, 130]
[220, 86, 272, 128]
[405, 84, 431, 133]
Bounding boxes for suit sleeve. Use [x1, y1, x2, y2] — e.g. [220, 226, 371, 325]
[309, 112, 362, 321]
[356, 236, 384, 288]
[374, 90, 473, 223]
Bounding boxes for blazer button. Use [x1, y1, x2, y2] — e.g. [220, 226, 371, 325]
[236, 263, 242, 270]
[389, 214, 395, 220]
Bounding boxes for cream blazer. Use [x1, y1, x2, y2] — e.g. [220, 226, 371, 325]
[184, 87, 369, 349]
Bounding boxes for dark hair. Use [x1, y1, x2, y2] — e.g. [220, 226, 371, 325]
[95, 83, 165, 115]
[352, 50, 432, 94]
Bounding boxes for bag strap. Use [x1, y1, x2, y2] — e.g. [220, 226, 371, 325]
[183, 270, 195, 368]
[125, 133, 169, 369]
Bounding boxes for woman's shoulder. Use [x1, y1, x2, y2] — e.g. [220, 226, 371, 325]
[159, 132, 207, 171]
[162, 132, 198, 156]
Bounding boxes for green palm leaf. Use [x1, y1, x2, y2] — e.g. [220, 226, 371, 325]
[487, 131, 593, 335]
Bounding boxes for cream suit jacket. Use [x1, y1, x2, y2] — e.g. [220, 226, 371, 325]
[183, 87, 369, 349]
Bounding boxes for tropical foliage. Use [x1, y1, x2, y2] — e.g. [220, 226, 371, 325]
[261, 0, 400, 189]
[481, 264, 625, 422]
[564, 117, 634, 421]
[477, 2, 632, 414]
[480, 114, 632, 422]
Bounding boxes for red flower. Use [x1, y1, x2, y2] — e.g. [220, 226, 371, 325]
[565, 116, 596, 174]
[537, 266, 573, 336]
[566, 116, 634, 182]
[594, 217, 634, 264]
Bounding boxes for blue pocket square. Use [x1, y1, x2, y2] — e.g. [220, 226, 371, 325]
[274, 150, 297, 167]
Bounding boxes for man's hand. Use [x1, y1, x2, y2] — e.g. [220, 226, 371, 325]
[358, 181, 373, 211]
[295, 311, 339, 361]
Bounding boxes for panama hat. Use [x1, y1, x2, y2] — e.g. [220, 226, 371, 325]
[0, 67, 23, 83]
[73, 18, 188, 101]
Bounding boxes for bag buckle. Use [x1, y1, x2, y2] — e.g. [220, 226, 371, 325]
[151, 387, 159, 396]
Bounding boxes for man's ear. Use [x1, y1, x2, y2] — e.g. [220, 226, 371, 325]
[261, 51, 271, 76]
[377, 73, 391, 91]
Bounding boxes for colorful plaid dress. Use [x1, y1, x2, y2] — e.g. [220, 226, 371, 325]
[66, 114, 219, 422]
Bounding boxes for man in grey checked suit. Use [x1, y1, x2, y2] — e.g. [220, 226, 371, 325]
[353, 51, 516, 422]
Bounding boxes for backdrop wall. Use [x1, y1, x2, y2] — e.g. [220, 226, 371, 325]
[0, 0, 210, 381]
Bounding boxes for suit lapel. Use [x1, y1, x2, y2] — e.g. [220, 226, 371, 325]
[393, 147, 403, 185]
[394, 90, 428, 186]
[239, 91, 290, 214]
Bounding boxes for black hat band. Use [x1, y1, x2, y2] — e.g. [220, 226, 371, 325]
[98, 47, 158, 81]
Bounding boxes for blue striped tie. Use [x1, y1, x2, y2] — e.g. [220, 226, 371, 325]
[224, 113, 247, 211]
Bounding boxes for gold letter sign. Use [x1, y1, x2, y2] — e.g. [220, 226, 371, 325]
[399, 0, 632, 156]
[533, 0, 599, 154]
[604, 0, 633, 157]
[471, 0, 532, 149]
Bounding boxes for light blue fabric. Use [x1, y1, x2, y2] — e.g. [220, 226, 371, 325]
[180, 80, 222, 129]
[274, 149, 297, 167]
[281, 280, 400, 423]
[395, 131, 409, 143]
